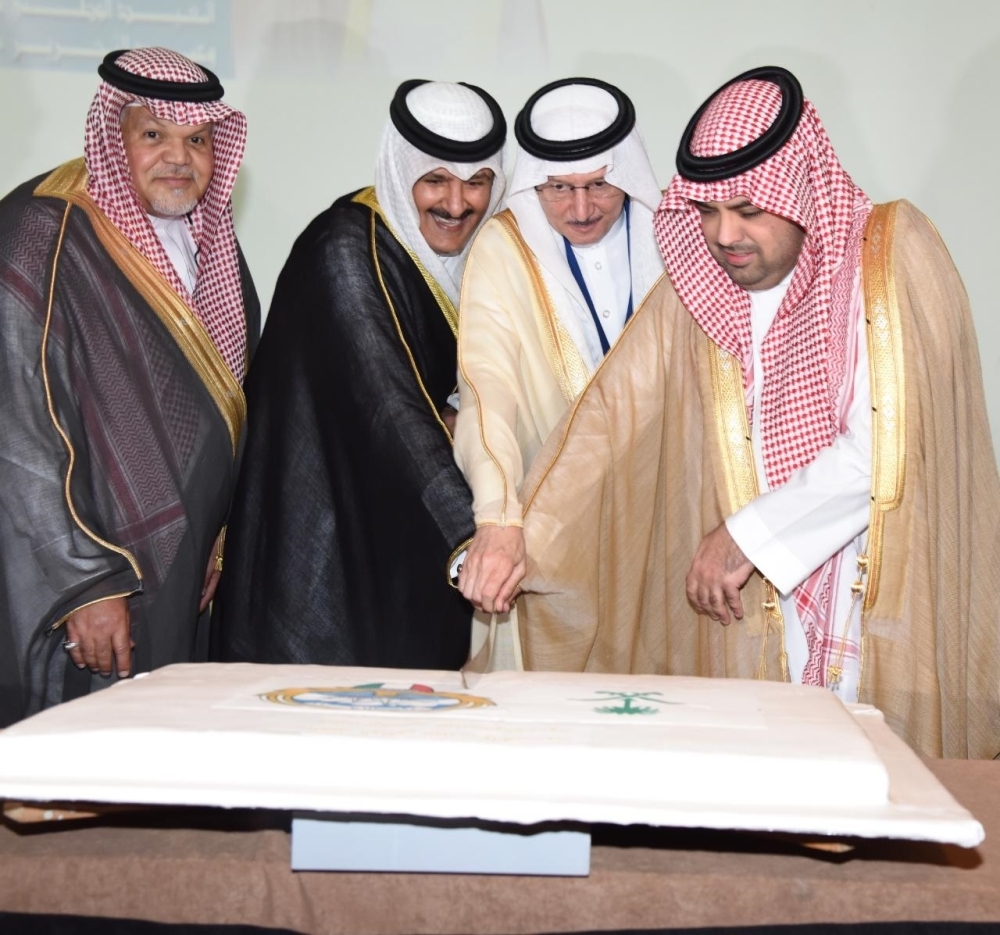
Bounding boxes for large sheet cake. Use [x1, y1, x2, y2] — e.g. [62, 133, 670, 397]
[0, 663, 983, 846]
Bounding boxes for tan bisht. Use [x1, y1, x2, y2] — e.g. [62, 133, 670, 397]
[456, 209, 591, 528]
[518, 201, 1000, 759]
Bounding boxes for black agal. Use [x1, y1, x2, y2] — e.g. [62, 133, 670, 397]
[389, 79, 506, 162]
[98, 49, 225, 102]
[676, 66, 804, 182]
[514, 77, 635, 162]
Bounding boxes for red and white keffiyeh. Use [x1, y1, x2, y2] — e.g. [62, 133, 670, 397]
[658, 77, 871, 486]
[657, 76, 873, 687]
[84, 47, 249, 380]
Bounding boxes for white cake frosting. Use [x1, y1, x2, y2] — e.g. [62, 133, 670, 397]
[0, 664, 891, 826]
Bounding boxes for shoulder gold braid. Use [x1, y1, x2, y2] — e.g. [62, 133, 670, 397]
[362, 198, 453, 442]
[352, 186, 459, 336]
[708, 344, 758, 514]
[40, 199, 143, 603]
[708, 339, 787, 679]
[493, 210, 589, 402]
[34, 159, 245, 455]
[861, 202, 906, 610]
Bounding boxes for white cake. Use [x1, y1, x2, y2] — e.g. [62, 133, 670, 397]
[0, 663, 894, 824]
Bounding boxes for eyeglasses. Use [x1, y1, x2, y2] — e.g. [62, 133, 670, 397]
[534, 179, 622, 203]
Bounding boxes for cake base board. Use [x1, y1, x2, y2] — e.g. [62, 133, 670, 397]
[0, 664, 983, 850]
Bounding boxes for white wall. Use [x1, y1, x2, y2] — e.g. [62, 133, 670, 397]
[2, 0, 998, 449]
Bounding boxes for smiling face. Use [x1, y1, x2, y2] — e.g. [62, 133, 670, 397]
[537, 168, 626, 246]
[693, 197, 806, 291]
[121, 105, 214, 218]
[411, 167, 495, 255]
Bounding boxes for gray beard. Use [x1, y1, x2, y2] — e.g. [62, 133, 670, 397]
[148, 193, 200, 218]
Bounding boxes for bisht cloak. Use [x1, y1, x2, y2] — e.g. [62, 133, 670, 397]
[517, 201, 1000, 759]
[213, 188, 475, 669]
[0, 161, 259, 726]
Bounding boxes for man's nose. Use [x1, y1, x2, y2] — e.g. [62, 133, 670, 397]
[162, 137, 190, 165]
[443, 180, 465, 217]
[570, 187, 593, 219]
[716, 209, 742, 246]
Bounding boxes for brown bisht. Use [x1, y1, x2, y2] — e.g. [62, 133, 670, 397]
[517, 201, 1000, 759]
[212, 188, 476, 669]
[0, 161, 259, 726]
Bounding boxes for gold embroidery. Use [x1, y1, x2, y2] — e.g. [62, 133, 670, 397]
[758, 594, 788, 682]
[352, 186, 459, 336]
[861, 202, 906, 611]
[828, 555, 868, 689]
[708, 343, 758, 514]
[215, 525, 227, 573]
[40, 202, 142, 613]
[494, 210, 589, 402]
[455, 359, 511, 521]
[708, 338, 786, 678]
[365, 208, 453, 442]
[34, 160, 246, 455]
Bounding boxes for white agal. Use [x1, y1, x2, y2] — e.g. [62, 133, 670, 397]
[0, 664, 983, 847]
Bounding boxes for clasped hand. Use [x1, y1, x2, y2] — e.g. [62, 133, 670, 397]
[457, 525, 526, 614]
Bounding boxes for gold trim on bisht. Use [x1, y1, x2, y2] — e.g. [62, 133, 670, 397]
[51, 591, 135, 631]
[34, 159, 246, 455]
[709, 338, 787, 680]
[364, 203, 453, 440]
[861, 202, 906, 611]
[40, 201, 143, 602]
[494, 210, 590, 402]
[709, 344, 758, 515]
[352, 186, 459, 336]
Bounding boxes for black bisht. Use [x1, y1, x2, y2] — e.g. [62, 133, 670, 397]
[213, 190, 475, 668]
[0, 170, 259, 726]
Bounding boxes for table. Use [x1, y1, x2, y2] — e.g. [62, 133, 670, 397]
[1, 760, 998, 934]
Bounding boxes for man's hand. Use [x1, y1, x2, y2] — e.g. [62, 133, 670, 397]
[64, 597, 133, 678]
[199, 530, 224, 613]
[685, 522, 755, 625]
[458, 525, 526, 614]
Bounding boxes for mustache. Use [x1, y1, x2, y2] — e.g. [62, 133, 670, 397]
[429, 208, 474, 222]
[152, 168, 196, 180]
[569, 216, 601, 227]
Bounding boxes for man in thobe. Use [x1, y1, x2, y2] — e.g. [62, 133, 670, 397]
[0, 48, 258, 725]
[515, 66, 1000, 758]
[454, 78, 663, 625]
[214, 81, 507, 670]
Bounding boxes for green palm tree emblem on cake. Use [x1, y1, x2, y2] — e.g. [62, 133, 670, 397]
[573, 691, 680, 715]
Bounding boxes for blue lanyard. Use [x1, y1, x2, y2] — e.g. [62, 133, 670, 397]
[562, 196, 633, 357]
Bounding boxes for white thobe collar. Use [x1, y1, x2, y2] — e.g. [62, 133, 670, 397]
[149, 214, 198, 295]
[508, 190, 663, 374]
[567, 207, 631, 348]
[747, 266, 795, 337]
